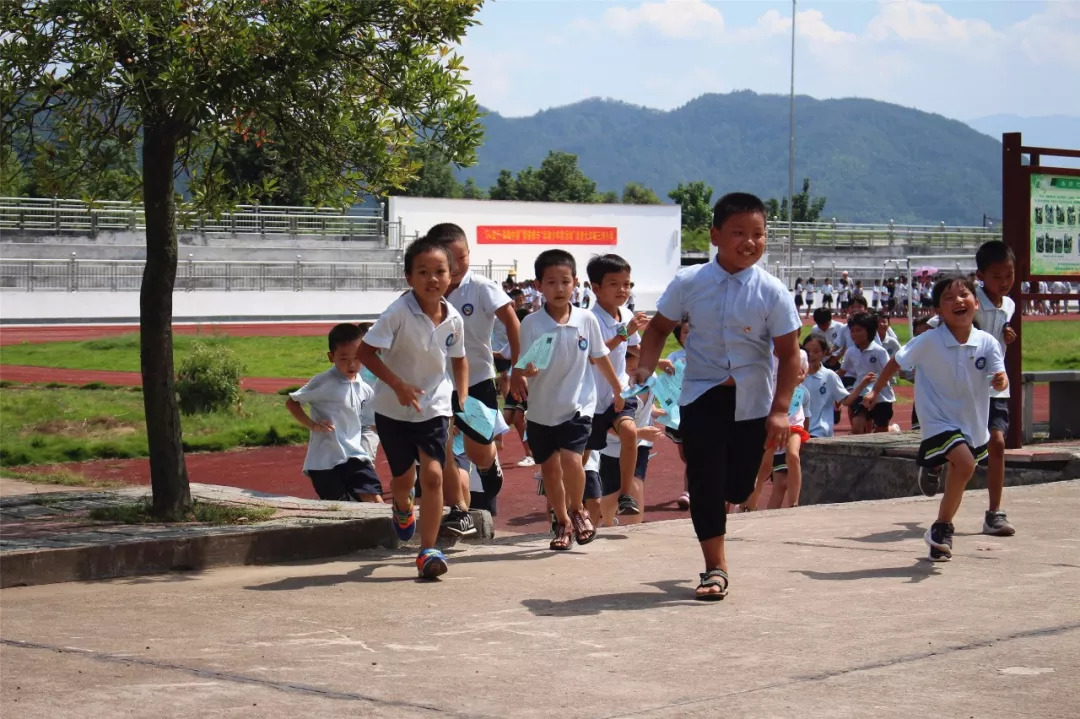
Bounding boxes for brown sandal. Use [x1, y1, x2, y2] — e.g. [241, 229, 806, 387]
[569, 508, 596, 545]
[550, 522, 573, 551]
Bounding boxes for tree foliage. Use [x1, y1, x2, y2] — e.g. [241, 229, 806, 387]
[766, 178, 828, 223]
[487, 151, 600, 203]
[4, 0, 485, 513]
[621, 182, 661, 205]
[400, 143, 464, 199]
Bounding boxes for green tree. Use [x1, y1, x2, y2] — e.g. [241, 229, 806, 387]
[766, 178, 828, 223]
[400, 143, 464, 199]
[460, 177, 485, 199]
[6, 0, 484, 515]
[621, 182, 661, 205]
[667, 181, 713, 230]
[486, 151, 599, 203]
[597, 190, 619, 204]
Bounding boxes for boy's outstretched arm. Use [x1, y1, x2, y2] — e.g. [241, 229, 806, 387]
[358, 341, 423, 412]
[285, 398, 333, 432]
[839, 373, 875, 407]
[591, 355, 626, 412]
[451, 356, 469, 405]
[633, 313, 677, 385]
[768, 330, 801, 450]
[494, 304, 522, 367]
[862, 359, 900, 408]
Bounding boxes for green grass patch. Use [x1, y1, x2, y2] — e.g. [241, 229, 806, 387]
[0, 467, 122, 488]
[1, 333, 326, 378]
[0, 386, 305, 467]
[89, 500, 276, 525]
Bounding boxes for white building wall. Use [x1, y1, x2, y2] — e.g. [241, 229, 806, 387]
[388, 196, 681, 311]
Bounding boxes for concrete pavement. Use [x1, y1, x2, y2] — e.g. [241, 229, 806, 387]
[2, 480, 1078, 718]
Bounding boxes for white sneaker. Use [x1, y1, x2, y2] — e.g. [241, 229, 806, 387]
[516, 456, 536, 467]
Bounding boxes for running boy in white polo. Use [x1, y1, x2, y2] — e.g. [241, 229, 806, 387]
[359, 237, 467, 579]
[286, 323, 380, 502]
[585, 253, 650, 517]
[427, 223, 521, 529]
[635, 192, 803, 600]
[863, 276, 1006, 562]
[800, 335, 872, 438]
[512, 249, 624, 552]
[838, 311, 894, 434]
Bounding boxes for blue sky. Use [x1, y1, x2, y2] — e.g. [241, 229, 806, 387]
[458, 0, 1080, 121]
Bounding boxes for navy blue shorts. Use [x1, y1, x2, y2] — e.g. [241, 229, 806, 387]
[583, 469, 603, 501]
[850, 400, 894, 428]
[586, 397, 640, 451]
[598, 445, 650, 497]
[916, 430, 989, 468]
[988, 398, 1009, 435]
[306, 457, 383, 500]
[527, 414, 592, 464]
[374, 414, 448, 478]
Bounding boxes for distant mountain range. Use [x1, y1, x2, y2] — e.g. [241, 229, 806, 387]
[456, 92, 1043, 225]
[966, 114, 1080, 169]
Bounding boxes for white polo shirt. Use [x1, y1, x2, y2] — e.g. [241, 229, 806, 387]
[927, 284, 1015, 398]
[446, 271, 512, 386]
[809, 320, 848, 359]
[841, 340, 894, 403]
[364, 291, 465, 422]
[656, 260, 801, 420]
[519, 305, 608, 426]
[591, 303, 640, 410]
[895, 325, 1004, 449]
[801, 366, 849, 438]
[289, 367, 376, 472]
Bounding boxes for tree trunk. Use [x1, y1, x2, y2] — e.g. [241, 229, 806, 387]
[140, 122, 191, 516]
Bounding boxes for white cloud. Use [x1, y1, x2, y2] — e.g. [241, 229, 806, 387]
[867, 0, 1002, 43]
[603, 0, 724, 38]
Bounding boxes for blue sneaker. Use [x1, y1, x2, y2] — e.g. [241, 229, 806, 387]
[391, 491, 416, 541]
[416, 548, 448, 579]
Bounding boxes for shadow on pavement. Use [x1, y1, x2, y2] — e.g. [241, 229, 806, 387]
[792, 561, 940, 584]
[521, 579, 702, 617]
[840, 522, 924, 544]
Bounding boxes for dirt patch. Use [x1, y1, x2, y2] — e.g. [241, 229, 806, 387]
[24, 416, 139, 439]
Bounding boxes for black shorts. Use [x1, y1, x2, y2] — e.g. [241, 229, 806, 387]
[916, 429, 989, 468]
[503, 394, 527, 412]
[494, 356, 512, 373]
[988, 398, 1010, 434]
[772, 452, 787, 473]
[374, 414, 449, 478]
[794, 295, 803, 307]
[823, 294, 834, 305]
[451, 379, 499, 445]
[526, 414, 592, 464]
[586, 397, 640, 451]
[583, 469, 603, 501]
[598, 445, 651, 496]
[850, 400, 894, 428]
[663, 424, 682, 444]
[306, 457, 383, 500]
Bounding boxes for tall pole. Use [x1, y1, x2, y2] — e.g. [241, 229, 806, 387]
[787, 0, 796, 272]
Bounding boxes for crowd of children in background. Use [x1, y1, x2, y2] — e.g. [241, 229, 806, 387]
[283, 196, 1023, 595]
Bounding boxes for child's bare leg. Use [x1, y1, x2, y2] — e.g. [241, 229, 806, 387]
[785, 434, 803, 507]
[599, 493, 618, 526]
[442, 437, 470, 510]
[416, 452, 444, 549]
[767, 471, 787, 509]
[615, 418, 638, 496]
[701, 536, 727, 574]
[987, 429, 1006, 512]
[744, 450, 773, 511]
[937, 444, 977, 523]
[585, 497, 603, 525]
[541, 454, 569, 526]
[560, 449, 587, 513]
[621, 477, 645, 525]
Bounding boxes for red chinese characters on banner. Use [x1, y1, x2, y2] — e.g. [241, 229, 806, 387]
[476, 226, 617, 245]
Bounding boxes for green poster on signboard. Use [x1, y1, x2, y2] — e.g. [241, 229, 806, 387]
[1030, 174, 1080, 275]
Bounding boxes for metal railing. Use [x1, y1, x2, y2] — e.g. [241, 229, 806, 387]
[0, 197, 386, 239]
[766, 219, 1001, 251]
[0, 257, 519, 293]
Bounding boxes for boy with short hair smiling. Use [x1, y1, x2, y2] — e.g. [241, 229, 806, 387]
[512, 249, 624, 551]
[636, 192, 802, 600]
[585, 253, 650, 516]
[838, 312, 894, 434]
[863, 276, 1007, 561]
[286, 323, 381, 502]
[358, 237, 467, 579]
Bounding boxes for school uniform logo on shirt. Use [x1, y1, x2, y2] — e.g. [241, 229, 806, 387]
[446, 333, 456, 347]
[869, 356, 877, 364]
[461, 303, 474, 317]
[819, 385, 828, 395]
[578, 336, 588, 351]
[975, 357, 987, 370]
